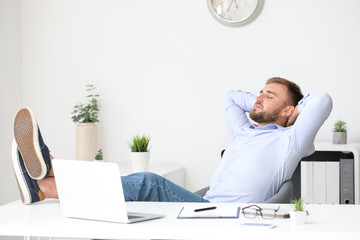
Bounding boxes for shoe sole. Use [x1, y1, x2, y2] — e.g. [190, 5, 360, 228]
[11, 140, 31, 204]
[13, 108, 47, 180]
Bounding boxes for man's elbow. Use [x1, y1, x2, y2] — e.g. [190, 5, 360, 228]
[319, 92, 333, 116]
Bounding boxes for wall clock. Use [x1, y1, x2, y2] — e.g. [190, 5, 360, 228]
[207, 0, 260, 26]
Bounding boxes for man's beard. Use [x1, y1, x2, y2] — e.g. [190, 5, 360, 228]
[249, 107, 283, 125]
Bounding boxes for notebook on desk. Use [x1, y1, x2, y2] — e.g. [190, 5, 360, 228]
[52, 159, 164, 224]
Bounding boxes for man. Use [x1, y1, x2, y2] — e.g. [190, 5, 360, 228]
[12, 77, 332, 204]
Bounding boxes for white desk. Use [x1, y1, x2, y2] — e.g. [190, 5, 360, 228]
[1, 200, 360, 240]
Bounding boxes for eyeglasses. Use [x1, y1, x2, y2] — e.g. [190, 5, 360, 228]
[242, 205, 280, 219]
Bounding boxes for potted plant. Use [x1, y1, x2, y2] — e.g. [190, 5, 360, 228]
[128, 135, 151, 172]
[95, 149, 103, 160]
[333, 120, 347, 144]
[290, 198, 307, 224]
[71, 84, 100, 161]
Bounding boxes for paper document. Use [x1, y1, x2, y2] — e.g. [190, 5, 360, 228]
[177, 205, 240, 219]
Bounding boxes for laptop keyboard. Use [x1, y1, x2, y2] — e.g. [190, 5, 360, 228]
[128, 215, 144, 220]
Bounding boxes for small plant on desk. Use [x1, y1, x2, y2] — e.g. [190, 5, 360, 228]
[291, 197, 304, 211]
[290, 198, 307, 224]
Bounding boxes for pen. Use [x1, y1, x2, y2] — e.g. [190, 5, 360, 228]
[194, 206, 217, 212]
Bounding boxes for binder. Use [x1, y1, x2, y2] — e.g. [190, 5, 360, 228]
[313, 162, 327, 204]
[301, 161, 314, 204]
[340, 159, 354, 204]
[326, 161, 340, 204]
[301, 161, 340, 204]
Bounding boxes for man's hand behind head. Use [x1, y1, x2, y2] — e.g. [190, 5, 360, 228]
[286, 105, 299, 127]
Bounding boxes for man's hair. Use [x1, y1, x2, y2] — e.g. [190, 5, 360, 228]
[266, 77, 303, 106]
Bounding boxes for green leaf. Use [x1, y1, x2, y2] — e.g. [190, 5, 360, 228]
[334, 120, 347, 132]
[95, 149, 103, 160]
[128, 134, 151, 152]
[291, 197, 304, 211]
[71, 84, 100, 123]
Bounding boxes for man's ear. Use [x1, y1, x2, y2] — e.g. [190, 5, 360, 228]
[281, 105, 295, 117]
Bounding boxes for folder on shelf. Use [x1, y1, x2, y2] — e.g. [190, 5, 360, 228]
[177, 205, 240, 219]
[340, 158, 354, 204]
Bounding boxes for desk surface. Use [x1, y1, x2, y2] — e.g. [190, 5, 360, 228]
[1, 200, 360, 240]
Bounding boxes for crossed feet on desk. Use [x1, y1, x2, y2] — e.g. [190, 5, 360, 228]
[12, 108, 59, 204]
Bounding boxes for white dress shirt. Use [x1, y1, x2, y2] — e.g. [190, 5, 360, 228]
[205, 90, 333, 203]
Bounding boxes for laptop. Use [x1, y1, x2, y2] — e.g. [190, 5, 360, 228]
[52, 159, 164, 223]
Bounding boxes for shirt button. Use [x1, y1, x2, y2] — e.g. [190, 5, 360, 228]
[226, 164, 230, 168]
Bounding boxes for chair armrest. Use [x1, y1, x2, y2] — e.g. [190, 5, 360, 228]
[264, 180, 293, 203]
[194, 186, 210, 197]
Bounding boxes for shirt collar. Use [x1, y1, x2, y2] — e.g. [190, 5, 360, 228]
[250, 124, 283, 130]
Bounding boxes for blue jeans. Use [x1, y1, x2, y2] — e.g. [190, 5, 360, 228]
[121, 172, 209, 202]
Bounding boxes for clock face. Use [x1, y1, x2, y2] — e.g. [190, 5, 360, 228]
[208, 0, 259, 25]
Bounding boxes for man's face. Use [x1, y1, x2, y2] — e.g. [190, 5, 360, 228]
[249, 83, 290, 125]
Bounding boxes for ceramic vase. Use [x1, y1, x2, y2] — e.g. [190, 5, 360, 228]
[131, 152, 150, 172]
[76, 123, 98, 161]
[290, 210, 307, 224]
[333, 132, 347, 144]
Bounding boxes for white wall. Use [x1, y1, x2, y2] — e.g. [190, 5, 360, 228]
[0, 0, 22, 205]
[2, 0, 359, 204]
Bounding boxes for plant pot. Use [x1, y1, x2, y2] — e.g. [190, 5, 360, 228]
[131, 152, 150, 172]
[333, 132, 347, 144]
[76, 123, 98, 161]
[290, 210, 307, 224]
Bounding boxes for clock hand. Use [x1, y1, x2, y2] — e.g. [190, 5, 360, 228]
[226, 0, 239, 13]
[226, 0, 234, 13]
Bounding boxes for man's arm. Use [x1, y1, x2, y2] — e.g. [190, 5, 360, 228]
[290, 93, 333, 155]
[225, 90, 256, 135]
